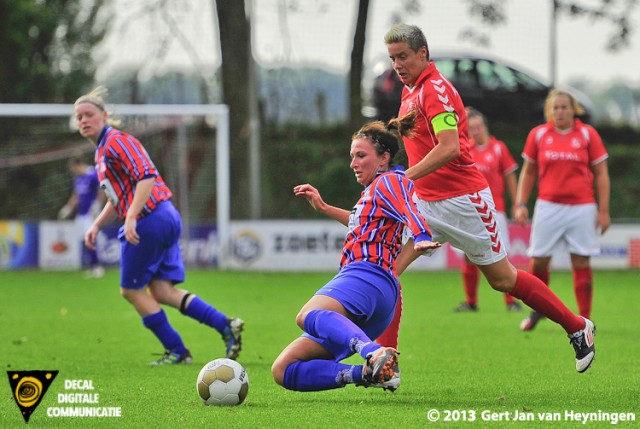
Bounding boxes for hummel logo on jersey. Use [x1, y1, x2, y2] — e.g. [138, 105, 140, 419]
[430, 79, 454, 112]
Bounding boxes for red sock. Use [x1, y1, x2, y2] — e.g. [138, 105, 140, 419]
[462, 260, 479, 305]
[510, 270, 584, 334]
[530, 262, 550, 286]
[504, 292, 515, 305]
[573, 267, 593, 319]
[376, 283, 402, 348]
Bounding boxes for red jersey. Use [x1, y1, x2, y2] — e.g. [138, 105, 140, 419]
[341, 170, 432, 278]
[469, 136, 517, 212]
[95, 126, 173, 220]
[398, 62, 488, 201]
[522, 119, 608, 205]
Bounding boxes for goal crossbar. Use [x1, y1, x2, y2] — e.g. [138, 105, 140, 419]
[0, 103, 231, 269]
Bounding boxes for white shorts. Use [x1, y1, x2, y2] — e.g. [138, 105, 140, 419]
[528, 200, 600, 257]
[410, 187, 508, 265]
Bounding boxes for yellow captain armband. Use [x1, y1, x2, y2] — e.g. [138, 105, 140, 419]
[431, 111, 458, 134]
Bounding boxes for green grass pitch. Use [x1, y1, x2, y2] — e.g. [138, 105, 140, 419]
[1, 269, 638, 428]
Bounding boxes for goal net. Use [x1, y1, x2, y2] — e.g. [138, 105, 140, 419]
[0, 104, 231, 268]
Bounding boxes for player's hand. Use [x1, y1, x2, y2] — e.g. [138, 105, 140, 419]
[597, 211, 611, 235]
[124, 216, 140, 245]
[293, 184, 326, 213]
[514, 206, 529, 226]
[58, 205, 72, 220]
[414, 240, 441, 257]
[84, 226, 99, 250]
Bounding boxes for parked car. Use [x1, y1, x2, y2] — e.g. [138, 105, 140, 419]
[370, 51, 593, 125]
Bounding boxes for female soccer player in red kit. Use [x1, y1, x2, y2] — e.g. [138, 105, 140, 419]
[383, 23, 596, 373]
[515, 89, 610, 331]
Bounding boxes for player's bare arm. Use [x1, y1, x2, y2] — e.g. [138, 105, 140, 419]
[124, 177, 156, 245]
[592, 161, 611, 234]
[405, 129, 460, 181]
[293, 183, 350, 226]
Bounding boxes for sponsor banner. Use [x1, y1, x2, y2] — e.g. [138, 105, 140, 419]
[227, 221, 640, 272]
[1, 220, 639, 271]
[182, 225, 219, 267]
[95, 224, 219, 268]
[39, 221, 81, 269]
[595, 224, 639, 269]
[229, 220, 347, 271]
[0, 221, 39, 269]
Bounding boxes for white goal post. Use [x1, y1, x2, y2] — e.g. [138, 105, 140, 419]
[0, 103, 232, 269]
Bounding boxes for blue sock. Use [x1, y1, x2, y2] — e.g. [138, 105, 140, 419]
[283, 361, 362, 391]
[142, 310, 186, 354]
[303, 309, 380, 360]
[183, 296, 227, 332]
[81, 244, 99, 267]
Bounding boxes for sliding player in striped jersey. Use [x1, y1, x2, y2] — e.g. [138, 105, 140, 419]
[75, 87, 244, 365]
[272, 110, 440, 393]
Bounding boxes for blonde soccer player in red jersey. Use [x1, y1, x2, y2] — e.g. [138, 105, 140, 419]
[452, 107, 522, 313]
[515, 89, 610, 331]
[382, 22, 596, 373]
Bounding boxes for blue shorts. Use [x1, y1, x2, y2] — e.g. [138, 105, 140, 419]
[119, 201, 185, 289]
[303, 262, 399, 360]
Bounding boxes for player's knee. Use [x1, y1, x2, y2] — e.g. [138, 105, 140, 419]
[120, 287, 135, 302]
[489, 280, 511, 293]
[271, 358, 287, 386]
[148, 282, 176, 305]
[295, 309, 308, 330]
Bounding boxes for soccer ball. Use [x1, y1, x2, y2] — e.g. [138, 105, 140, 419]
[196, 358, 249, 406]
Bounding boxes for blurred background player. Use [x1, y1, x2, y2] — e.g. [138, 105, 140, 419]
[271, 111, 440, 393]
[58, 156, 105, 278]
[515, 89, 610, 331]
[453, 107, 521, 312]
[75, 87, 244, 365]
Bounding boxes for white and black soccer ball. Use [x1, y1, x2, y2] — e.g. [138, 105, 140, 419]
[196, 358, 249, 406]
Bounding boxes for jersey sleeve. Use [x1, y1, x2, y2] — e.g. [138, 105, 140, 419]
[497, 139, 518, 175]
[586, 125, 608, 165]
[374, 173, 432, 241]
[522, 126, 542, 164]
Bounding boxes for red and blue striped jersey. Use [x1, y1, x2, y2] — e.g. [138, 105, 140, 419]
[340, 170, 432, 278]
[94, 126, 172, 220]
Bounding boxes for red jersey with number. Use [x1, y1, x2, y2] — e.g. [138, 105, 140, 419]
[398, 62, 488, 201]
[522, 119, 608, 205]
[470, 137, 517, 212]
[95, 126, 172, 220]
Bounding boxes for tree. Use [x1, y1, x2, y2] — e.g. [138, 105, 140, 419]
[0, 0, 110, 103]
[461, 0, 637, 52]
[214, 0, 253, 218]
[348, 0, 369, 129]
